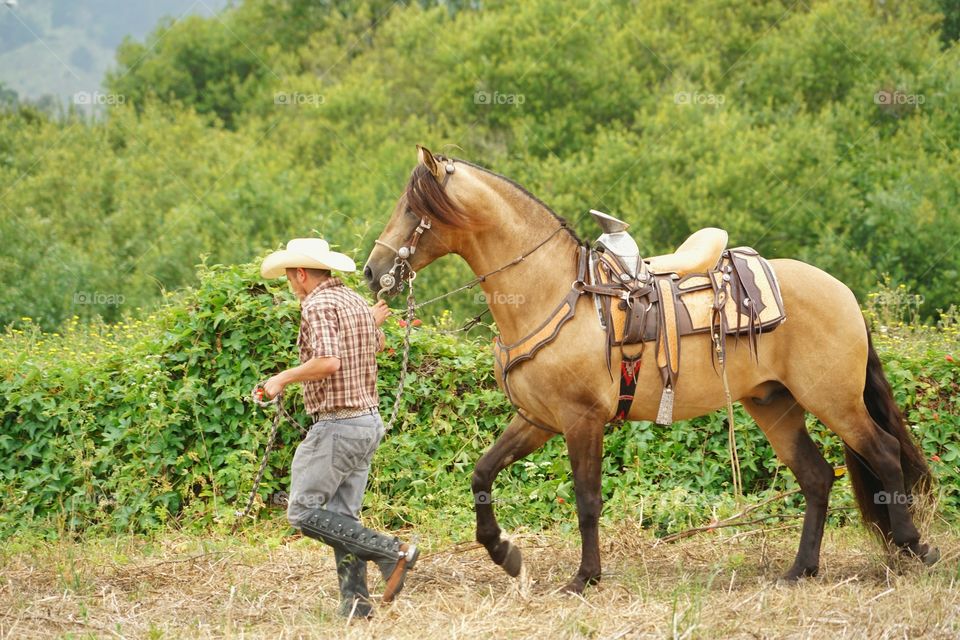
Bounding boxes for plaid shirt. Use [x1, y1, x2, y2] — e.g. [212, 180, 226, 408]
[298, 278, 384, 415]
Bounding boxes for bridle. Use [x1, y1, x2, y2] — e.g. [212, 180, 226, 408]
[373, 211, 433, 298]
[373, 157, 458, 298]
[371, 157, 571, 308]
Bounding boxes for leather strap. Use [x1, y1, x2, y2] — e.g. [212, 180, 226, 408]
[655, 276, 680, 388]
[406, 216, 432, 255]
[493, 245, 588, 426]
[654, 275, 681, 424]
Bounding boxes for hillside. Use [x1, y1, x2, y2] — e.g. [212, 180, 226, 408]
[0, 0, 226, 102]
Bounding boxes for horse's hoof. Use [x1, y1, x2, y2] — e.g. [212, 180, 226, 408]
[903, 542, 939, 566]
[922, 546, 941, 566]
[778, 564, 817, 584]
[501, 541, 522, 577]
[561, 573, 598, 595]
[561, 579, 584, 595]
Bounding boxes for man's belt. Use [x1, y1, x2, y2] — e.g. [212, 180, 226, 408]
[310, 406, 377, 423]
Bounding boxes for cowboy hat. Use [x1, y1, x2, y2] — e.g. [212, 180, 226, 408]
[260, 238, 356, 278]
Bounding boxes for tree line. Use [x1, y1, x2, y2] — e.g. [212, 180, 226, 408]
[1, 0, 959, 329]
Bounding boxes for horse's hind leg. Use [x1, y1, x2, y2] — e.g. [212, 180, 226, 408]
[811, 400, 929, 556]
[472, 415, 555, 577]
[743, 393, 835, 580]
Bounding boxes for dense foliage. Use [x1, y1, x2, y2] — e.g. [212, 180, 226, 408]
[2, 0, 960, 330]
[1, 262, 956, 539]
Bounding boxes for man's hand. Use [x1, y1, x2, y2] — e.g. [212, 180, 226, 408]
[370, 300, 391, 327]
[262, 375, 286, 400]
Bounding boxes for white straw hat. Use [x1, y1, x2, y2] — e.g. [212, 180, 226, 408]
[260, 238, 356, 278]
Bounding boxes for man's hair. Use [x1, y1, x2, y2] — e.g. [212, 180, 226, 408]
[286, 267, 332, 280]
[303, 267, 331, 279]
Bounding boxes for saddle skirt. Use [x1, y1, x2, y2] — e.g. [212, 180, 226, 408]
[594, 246, 786, 346]
[491, 233, 786, 427]
[591, 243, 786, 424]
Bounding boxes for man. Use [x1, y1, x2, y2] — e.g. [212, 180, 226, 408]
[259, 237, 418, 620]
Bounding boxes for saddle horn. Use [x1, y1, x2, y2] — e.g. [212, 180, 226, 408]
[590, 209, 642, 278]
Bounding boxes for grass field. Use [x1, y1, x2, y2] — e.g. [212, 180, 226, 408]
[2, 518, 959, 639]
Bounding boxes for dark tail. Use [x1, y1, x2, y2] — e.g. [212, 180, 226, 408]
[845, 329, 932, 542]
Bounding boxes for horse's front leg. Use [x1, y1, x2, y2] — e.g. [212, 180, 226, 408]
[562, 421, 605, 594]
[472, 415, 555, 576]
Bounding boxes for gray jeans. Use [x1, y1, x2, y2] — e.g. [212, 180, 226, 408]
[286, 411, 385, 528]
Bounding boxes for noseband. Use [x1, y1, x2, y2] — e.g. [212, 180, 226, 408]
[374, 158, 456, 298]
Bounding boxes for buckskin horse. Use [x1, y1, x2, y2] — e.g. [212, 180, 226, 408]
[363, 146, 938, 593]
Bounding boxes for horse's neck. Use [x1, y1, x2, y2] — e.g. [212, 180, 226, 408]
[457, 194, 580, 344]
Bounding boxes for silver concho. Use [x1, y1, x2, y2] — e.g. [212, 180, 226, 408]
[379, 273, 396, 291]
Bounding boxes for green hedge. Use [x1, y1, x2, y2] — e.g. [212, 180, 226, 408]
[1, 262, 957, 539]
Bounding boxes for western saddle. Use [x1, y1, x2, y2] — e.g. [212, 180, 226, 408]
[493, 211, 786, 427]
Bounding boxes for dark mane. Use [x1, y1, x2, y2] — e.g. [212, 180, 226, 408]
[405, 163, 474, 228]
[404, 157, 583, 243]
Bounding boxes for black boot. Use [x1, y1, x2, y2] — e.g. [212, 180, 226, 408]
[300, 508, 419, 603]
[333, 546, 373, 619]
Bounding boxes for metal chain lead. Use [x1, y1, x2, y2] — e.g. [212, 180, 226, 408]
[233, 390, 285, 532]
[385, 276, 417, 431]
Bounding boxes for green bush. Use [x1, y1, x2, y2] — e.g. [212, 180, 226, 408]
[1, 263, 956, 539]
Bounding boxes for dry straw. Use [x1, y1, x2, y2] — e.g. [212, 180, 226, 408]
[2, 521, 958, 639]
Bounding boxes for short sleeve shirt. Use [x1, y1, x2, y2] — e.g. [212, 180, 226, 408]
[298, 278, 382, 414]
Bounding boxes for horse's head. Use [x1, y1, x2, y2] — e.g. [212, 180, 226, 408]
[364, 145, 482, 297]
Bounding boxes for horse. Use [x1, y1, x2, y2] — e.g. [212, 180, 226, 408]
[363, 145, 938, 594]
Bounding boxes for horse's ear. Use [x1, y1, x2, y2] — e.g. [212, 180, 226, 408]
[416, 144, 444, 181]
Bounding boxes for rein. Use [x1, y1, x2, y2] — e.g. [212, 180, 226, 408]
[409, 223, 570, 311]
